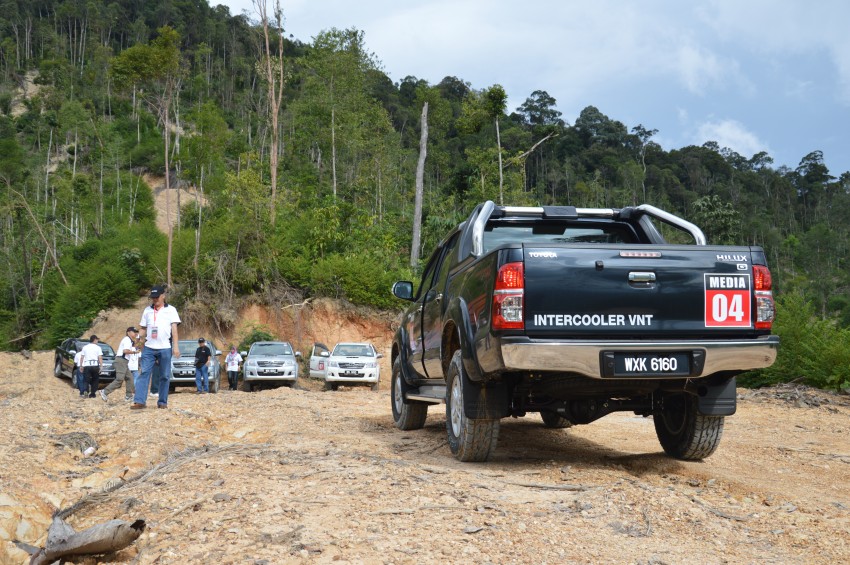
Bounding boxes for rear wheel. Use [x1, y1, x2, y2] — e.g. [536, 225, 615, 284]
[54, 358, 63, 378]
[211, 375, 220, 393]
[654, 393, 724, 460]
[391, 358, 427, 430]
[540, 410, 572, 429]
[445, 350, 499, 462]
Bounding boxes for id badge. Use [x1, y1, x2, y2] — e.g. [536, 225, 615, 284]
[151, 326, 158, 339]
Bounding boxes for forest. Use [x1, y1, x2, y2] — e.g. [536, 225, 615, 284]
[0, 0, 848, 390]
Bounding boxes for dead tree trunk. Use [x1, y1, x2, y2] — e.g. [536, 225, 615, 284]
[29, 516, 145, 565]
[410, 101, 428, 268]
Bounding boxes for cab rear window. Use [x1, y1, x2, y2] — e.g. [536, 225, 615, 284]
[482, 222, 638, 253]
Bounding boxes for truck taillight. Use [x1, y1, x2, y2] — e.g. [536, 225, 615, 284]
[493, 262, 524, 330]
[753, 265, 775, 330]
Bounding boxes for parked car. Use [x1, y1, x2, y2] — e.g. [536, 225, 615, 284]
[169, 339, 222, 393]
[241, 341, 301, 391]
[322, 342, 382, 391]
[53, 338, 116, 385]
[308, 342, 330, 378]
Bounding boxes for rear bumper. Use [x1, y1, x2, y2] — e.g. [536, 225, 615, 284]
[499, 335, 779, 379]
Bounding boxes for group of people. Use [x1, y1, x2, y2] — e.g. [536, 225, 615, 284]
[75, 284, 245, 409]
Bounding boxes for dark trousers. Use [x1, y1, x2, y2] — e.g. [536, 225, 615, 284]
[75, 368, 86, 395]
[83, 365, 100, 397]
[227, 370, 239, 390]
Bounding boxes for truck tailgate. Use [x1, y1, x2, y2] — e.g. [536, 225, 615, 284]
[523, 244, 757, 338]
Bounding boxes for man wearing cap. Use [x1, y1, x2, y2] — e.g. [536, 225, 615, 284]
[132, 285, 181, 409]
[80, 335, 103, 399]
[194, 337, 213, 393]
[100, 327, 139, 402]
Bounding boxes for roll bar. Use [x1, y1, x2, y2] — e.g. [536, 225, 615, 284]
[463, 201, 706, 258]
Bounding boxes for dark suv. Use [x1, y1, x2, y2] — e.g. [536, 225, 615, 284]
[54, 338, 116, 384]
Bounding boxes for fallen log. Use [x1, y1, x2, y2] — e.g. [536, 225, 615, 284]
[29, 516, 145, 565]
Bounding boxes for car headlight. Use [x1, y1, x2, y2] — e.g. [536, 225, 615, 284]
[283, 360, 295, 367]
[364, 362, 377, 369]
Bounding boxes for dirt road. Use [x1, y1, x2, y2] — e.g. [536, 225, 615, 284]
[2, 350, 849, 564]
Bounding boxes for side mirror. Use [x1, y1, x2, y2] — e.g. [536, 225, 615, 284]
[69, 350, 77, 355]
[295, 351, 302, 358]
[320, 351, 329, 357]
[392, 281, 414, 301]
[240, 351, 247, 357]
[376, 353, 384, 359]
[215, 350, 222, 355]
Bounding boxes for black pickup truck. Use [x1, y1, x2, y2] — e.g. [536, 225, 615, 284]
[390, 201, 778, 462]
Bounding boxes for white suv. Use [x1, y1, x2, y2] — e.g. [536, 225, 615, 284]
[241, 341, 301, 391]
[322, 342, 382, 391]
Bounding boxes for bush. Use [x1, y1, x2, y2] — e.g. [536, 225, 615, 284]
[236, 325, 276, 352]
[741, 294, 850, 391]
[309, 254, 406, 310]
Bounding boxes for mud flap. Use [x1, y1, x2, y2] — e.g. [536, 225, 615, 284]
[697, 377, 737, 416]
[462, 377, 509, 419]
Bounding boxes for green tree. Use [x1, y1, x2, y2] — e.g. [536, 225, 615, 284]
[111, 25, 183, 286]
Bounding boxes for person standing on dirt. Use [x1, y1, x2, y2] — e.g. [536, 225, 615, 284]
[225, 345, 242, 391]
[80, 335, 103, 399]
[132, 285, 181, 410]
[194, 337, 212, 393]
[127, 331, 141, 393]
[73, 348, 86, 397]
[100, 327, 139, 402]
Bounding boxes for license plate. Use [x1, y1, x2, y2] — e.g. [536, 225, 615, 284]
[343, 371, 362, 377]
[262, 370, 279, 375]
[602, 352, 691, 377]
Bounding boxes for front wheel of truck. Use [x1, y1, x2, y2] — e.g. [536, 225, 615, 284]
[445, 350, 499, 462]
[391, 358, 428, 430]
[654, 392, 724, 460]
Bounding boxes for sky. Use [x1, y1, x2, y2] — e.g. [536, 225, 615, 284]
[217, 0, 850, 176]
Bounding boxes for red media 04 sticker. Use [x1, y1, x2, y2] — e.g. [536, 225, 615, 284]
[704, 274, 752, 327]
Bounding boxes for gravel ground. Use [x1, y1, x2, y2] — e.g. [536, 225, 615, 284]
[2, 347, 850, 564]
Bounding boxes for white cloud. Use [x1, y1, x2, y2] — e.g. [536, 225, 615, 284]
[697, 0, 850, 104]
[694, 119, 769, 157]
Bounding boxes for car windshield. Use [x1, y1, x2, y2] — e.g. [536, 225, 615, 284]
[251, 343, 293, 356]
[178, 341, 216, 355]
[332, 344, 374, 357]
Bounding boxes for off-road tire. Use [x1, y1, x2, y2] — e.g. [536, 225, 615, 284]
[654, 393, 724, 460]
[54, 358, 63, 378]
[211, 376, 220, 394]
[323, 381, 337, 392]
[240, 379, 253, 392]
[391, 358, 427, 430]
[445, 350, 499, 462]
[540, 410, 572, 429]
[370, 382, 379, 392]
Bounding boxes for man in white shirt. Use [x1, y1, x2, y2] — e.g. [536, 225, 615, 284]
[80, 335, 103, 399]
[132, 285, 181, 409]
[101, 327, 139, 402]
